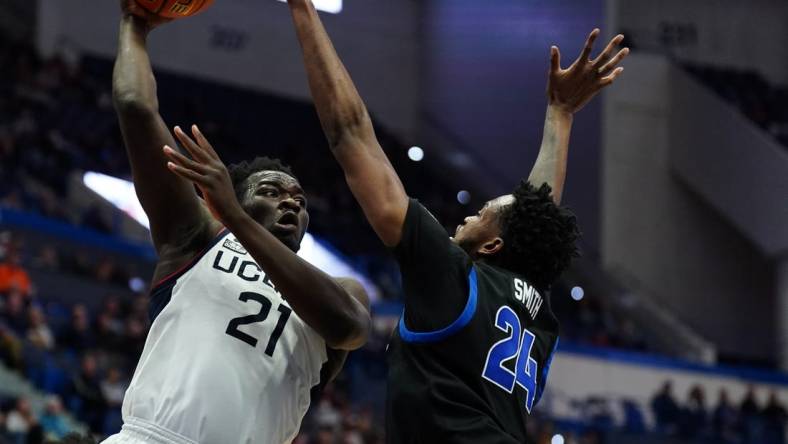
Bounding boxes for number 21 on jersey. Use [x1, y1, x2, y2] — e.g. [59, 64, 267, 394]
[481, 305, 540, 413]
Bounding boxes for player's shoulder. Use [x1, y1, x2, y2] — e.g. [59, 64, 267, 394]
[152, 218, 226, 284]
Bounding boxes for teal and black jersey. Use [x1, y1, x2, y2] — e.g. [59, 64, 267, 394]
[386, 200, 560, 444]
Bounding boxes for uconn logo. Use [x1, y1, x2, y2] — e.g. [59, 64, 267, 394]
[212, 250, 279, 294]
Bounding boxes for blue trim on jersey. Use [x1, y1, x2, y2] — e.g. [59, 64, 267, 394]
[534, 337, 559, 405]
[398, 267, 478, 343]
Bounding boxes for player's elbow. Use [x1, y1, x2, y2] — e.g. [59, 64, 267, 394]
[343, 176, 408, 248]
[366, 205, 407, 248]
[112, 90, 157, 117]
[325, 304, 370, 351]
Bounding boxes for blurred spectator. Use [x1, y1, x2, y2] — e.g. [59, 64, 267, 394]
[740, 385, 762, 443]
[95, 298, 124, 350]
[26, 306, 55, 351]
[315, 425, 335, 444]
[39, 396, 69, 440]
[67, 354, 106, 432]
[712, 389, 739, 443]
[621, 399, 646, 433]
[0, 322, 22, 369]
[679, 385, 709, 439]
[0, 250, 32, 297]
[651, 381, 680, 435]
[60, 305, 94, 353]
[99, 367, 126, 409]
[5, 398, 36, 444]
[123, 317, 146, 359]
[1, 289, 27, 335]
[100, 367, 126, 436]
[314, 397, 342, 431]
[31, 246, 59, 272]
[762, 391, 787, 444]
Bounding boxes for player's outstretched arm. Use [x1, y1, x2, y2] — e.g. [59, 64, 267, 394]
[528, 30, 628, 204]
[113, 2, 216, 258]
[164, 126, 370, 350]
[287, 0, 409, 247]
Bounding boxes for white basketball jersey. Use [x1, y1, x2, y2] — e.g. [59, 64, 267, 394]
[121, 230, 327, 444]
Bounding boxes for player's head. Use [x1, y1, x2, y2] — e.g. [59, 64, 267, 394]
[228, 157, 308, 252]
[452, 181, 580, 290]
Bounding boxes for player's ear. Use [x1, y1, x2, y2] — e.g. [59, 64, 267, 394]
[477, 237, 504, 257]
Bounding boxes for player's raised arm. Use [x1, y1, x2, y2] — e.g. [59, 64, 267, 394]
[163, 126, 370, 350]
[286, 0, 409, 247]
[527, 30, 628, 204]
[113, 1, 216, 258]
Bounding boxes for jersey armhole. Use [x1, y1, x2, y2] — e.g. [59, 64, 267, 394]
[150, 227, 228, 293]
[398, 267, 478, 343]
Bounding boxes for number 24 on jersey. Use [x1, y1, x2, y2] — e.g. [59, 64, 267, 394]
[482, 306, 540, 413]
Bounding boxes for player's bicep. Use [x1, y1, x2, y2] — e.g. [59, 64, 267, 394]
[116, 107, 213, 251]
[332, 132, 409, 248]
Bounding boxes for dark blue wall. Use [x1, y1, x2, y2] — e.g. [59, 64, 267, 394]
[424, 0, 605, 254]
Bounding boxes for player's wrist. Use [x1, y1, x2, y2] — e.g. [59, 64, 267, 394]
[546, 103, 575, 122]
[220, 204, 250, 230]
[121, 14, 153, 39]
[287, 0, 313, 11]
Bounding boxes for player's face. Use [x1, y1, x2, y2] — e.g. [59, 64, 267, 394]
[452, 194, 514, 256]
[239, 170, 309, 252]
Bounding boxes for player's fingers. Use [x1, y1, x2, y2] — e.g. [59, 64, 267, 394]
[167, 161, 207, 184]
[174, 126, 209, 162]
[598, 47, 629, 76]
[550, 46, 561, 74]
[593, 34, 624, 67]
[578, 28, 600, 61]
[191, 125, 219, 161]
[600, 67, 624, 86]
[163, 146, 209, 174]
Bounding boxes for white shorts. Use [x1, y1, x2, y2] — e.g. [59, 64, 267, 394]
[101, 417, 197, 444]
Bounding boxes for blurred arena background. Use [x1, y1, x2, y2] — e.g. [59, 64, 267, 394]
[0, 0, 787, 443]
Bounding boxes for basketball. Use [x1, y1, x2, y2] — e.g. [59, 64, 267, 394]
[134, 0, 215, 19]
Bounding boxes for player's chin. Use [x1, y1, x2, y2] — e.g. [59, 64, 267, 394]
[270, 227, 303, 252]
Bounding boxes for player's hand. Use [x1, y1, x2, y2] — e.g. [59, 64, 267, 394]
[163, 125, 244, 226]
[120, 0, 172, 32]
[547, 29, 629, 114]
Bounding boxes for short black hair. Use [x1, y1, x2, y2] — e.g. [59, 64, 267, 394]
[227, 157, 298, 202]
[495, 181, 580, 290]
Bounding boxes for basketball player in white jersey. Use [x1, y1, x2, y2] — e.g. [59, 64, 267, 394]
[104, 2, 370, 443]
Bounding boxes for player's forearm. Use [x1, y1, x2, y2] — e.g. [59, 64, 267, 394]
[224, 209, 370, 350]
[527, 105, 574, 204]
[113, 16, 160, 113]
[287, 0, 372, 149]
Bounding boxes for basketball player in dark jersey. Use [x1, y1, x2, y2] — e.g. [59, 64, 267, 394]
[108, 2, 369, 442]
[285, 1, 628, 442]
